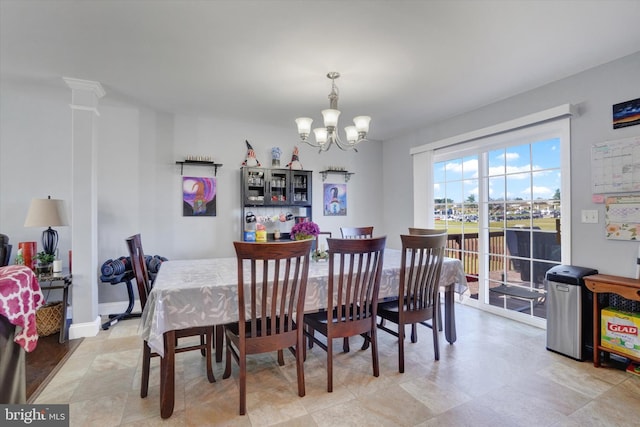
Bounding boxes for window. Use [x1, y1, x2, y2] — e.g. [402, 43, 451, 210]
[412, 107, 571, 327]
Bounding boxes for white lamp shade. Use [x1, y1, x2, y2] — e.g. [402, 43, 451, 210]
[353, 116, 371, 133]
[295, 117, 313, 135]
[345, 126, 358, 143]
[321, 109, 341, 128]
[313, 128, 328, 144]
[24, 198, 68, 227]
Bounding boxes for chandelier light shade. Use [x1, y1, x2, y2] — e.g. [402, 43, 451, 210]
[24, 196, 68, 256]
[296, 72, 371, 152]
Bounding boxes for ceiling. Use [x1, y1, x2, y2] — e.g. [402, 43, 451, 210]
[2, 0, 640, 141]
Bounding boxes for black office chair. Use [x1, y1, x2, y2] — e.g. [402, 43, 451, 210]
[1, 234, 11, 267]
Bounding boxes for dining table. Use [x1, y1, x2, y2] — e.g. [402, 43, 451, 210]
[139, 248, 467, 418]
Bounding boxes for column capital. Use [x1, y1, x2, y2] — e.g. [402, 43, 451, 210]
[63, 77, 105, 114]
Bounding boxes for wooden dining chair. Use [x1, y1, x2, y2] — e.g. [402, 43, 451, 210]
[304, 236, 386, 392]
[408, 228, 448, 327]
[126, 234, 215, 399]
[222, 239, 313, 415]
[377, 233, 447, 372]
[408, 227, 447, 236]
[338, 226, 375, 352]
[340, 226, 374, 239]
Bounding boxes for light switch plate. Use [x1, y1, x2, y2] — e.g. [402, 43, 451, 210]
[581, 209, 599, 223]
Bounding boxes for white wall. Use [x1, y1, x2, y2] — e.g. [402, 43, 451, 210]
[382, 51, 640, 277]
[4, 52, 638, 315]
[0, 77, 383, 308]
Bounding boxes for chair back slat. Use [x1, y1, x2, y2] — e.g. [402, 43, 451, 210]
[327, 237, 386, 332]
[234, 240, 312, 341]
[400, 234, 447, 316]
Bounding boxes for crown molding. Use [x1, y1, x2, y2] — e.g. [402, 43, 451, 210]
[63, 77, 105, 98]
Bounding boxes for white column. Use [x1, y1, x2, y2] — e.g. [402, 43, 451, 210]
[63, 77, 105, 339]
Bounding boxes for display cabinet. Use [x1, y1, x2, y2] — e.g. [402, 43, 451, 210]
[241, 167, 312, 241]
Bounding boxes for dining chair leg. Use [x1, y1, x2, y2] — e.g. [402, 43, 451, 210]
[398, 323, 405, 373]
[432, 313, 440, 361]
[343, 337, 350, 353]
[200, 334, 206, 356]
[141, 342, 151, 398]
[307, 325, 314, 348]
[327, 335, 333, 392]
[295, 336, 305, 397]
[411, 323, 418, 343]
[215, 325, 224, 363]
[370, 327, 380, 378]
[239, 353, 247, 415]
[277, 349, 285, 366]
[205, 328, 215, 383]
[360, 332, 370, 350]
[222, 336, 232, 379]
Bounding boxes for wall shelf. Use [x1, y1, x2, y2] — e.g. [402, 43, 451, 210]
[176, 161, 223, 176]
[319, 170, 354, 182]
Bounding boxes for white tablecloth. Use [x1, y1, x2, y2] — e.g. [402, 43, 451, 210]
[140, 249, 467, 356]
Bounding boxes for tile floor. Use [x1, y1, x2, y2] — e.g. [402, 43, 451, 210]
[35, 304, 640, 426]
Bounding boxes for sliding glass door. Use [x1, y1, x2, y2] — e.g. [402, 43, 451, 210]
[431, 119, 569, 324]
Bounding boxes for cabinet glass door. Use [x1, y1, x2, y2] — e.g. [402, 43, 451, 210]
[291, 170, 311, 206]
[269, 169, 288, 204]
[244, 168, 265, 205]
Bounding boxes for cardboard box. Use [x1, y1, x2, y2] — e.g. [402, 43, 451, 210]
[601, 308, 640, 359]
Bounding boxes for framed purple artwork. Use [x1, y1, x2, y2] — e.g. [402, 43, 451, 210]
[323, 183, 347, 216]
[183, 177, 216, 216]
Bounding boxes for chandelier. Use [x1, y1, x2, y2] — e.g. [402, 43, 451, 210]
[295, 72, 371, 152]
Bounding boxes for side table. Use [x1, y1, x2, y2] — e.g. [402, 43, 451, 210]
[37, 271, 72, 344]
[583, 274, 640, 368]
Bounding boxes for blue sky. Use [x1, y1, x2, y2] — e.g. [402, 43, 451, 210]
[434, 138, 561, 204]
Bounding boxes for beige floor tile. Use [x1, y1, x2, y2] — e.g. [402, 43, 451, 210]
[31, 306, 640, 426]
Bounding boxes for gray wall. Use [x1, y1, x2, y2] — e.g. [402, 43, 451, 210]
[0, 78, 383, 307]
[382, 51, 640, 277]
[2, 52, 639, 312]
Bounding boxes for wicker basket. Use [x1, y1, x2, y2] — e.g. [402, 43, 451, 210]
[36, 301, 63, 336]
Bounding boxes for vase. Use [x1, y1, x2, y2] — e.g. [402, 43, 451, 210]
[36, 262, 52, 277]
[18, 241, 37, 270]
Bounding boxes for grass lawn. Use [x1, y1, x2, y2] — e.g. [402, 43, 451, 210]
[435, 217, 559, 234]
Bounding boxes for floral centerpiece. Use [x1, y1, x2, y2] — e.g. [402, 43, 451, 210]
[290, 220, 320, 240]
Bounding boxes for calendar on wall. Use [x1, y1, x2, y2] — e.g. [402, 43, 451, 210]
[591, 135, 640, 194]
[605, 195, 640, 240]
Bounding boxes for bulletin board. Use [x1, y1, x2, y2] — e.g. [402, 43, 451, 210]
[591, 135, 640, 194]
[605, 195, 640, 240]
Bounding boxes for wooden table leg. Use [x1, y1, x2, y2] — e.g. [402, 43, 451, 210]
[160, 330, 176, 419]
[59, 281, 70, 344]
[592, 293, 600, 367]
[444, 285, 456, 344]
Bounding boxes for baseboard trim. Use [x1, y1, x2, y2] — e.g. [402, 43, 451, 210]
[99, 300, 142, 317]
[68, 316, 101, 339]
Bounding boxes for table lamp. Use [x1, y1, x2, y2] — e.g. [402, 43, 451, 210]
[24, 196, 68, 256]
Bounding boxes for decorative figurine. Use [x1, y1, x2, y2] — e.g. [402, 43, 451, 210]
[242, 140, 261, 167]
[271, 146, 282, 167]
[287, 146, 303, 170]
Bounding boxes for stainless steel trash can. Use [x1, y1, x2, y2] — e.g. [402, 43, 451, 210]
[546, 265, 598, 360]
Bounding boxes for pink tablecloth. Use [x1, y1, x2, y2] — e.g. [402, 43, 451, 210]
[0, 265, 44, 352]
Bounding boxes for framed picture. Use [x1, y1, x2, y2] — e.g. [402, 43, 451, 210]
[323, 183, 347, 216]
[613, 98, 640, 129]
[182, 177, 216, 216]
